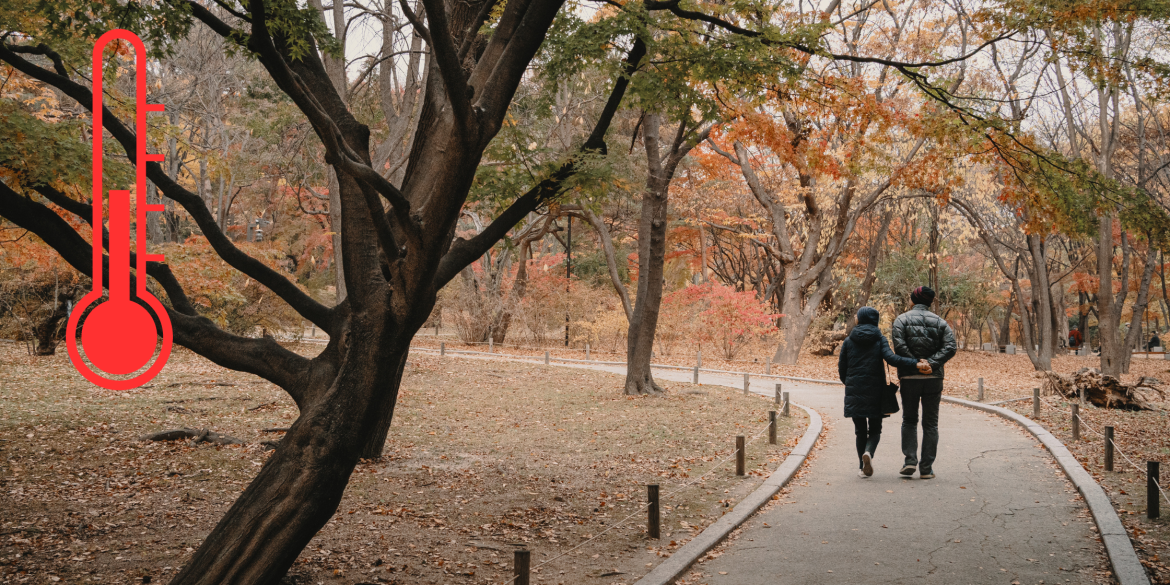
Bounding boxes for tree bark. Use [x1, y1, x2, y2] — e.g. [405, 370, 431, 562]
[1097, 216, 1125, 376]
[1120, 241, 1158, 373]
[1026, 234, 1054, 370]
[624, 113, 710, 395]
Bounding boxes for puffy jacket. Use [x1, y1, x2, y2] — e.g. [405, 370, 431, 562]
[891, 304, 957, 379]
[838, 324, 920, 418]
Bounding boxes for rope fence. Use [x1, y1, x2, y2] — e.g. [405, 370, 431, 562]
[493, 416, 782, 585]
[1030, 391, 1169, 509]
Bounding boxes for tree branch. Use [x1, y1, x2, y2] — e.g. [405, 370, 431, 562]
[0, 180, 312, 397]
[0, 40, 335, 332]
[418, 0, 472, 129]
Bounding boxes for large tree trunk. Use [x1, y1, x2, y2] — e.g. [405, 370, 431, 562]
[1097, 216, 1125, 376]
[772, 296, 816, 364]
[771, 270, 833, 364]
[1052, 280, 1068, 355]
[1120, 242, 1158, 373]
[174, 331, 407, 582]
[623, 113, 710, 395]
[1026, 234, 1054, 370]
[625, 172, 669, 395]
[1001, 286, 1014, 346]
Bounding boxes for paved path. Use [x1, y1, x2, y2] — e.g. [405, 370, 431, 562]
[419, 351, 1108, 584]
[698, 374, 1106, 585]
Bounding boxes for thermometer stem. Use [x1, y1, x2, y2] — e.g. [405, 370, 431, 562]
[107, 189, 131, 301]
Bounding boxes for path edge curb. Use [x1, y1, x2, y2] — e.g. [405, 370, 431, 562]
[942, 395, 1150, 585]
[632, 403, 824, 585]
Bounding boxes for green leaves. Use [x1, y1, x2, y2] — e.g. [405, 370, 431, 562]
[0, 98, 131, 196]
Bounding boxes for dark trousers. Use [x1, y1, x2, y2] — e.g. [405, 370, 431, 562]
[900, 378, 943, 472]
[852, 416, 883, 469]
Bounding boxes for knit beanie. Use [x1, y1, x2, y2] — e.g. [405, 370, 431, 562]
[910, 286, 936, 306]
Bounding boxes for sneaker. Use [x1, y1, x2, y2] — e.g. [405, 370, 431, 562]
[919, 471, 935, 479]
[899, 465, 916, 477]
[857, 469, 868, 478]
[861, 453, 873, 477]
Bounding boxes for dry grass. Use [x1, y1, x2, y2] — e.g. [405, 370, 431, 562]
[0, 341, 805, 585]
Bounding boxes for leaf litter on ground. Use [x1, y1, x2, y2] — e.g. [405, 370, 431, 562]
[0, 340, 805, 585]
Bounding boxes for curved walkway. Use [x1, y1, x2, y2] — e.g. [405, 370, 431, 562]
[698, 374, 1108, 585]
[415, 349, 1117, 584]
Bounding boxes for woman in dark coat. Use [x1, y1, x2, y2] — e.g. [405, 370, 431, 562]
[838, 307, 924, 477]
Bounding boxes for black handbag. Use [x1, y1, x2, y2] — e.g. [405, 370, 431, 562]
[882, 363, 900, 415]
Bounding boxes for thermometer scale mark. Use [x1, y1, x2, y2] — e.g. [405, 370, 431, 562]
[65, 29, 173, 390]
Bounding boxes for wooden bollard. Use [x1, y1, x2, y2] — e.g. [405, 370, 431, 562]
[693, 365, 699, 385]
[768, 411, 777, 445]
[743, 373, 750, 395]
[489, 338, 493, 353]
[1033, 387, 1040, 418]
[1104, 426, 1114, 472]
[775, 383, 782, 405]
[735, 435, 745, 476]
[586, 343, 590, 361]
[1149, 461, 1161, 519]
[648, 484, 660, 538]
[697, 349, 702, 370]
[766, 361, 771, 375]
[545, 351, 549, 365]
[1071, 403, 1080, 441]
[435, 322, 439, 336]
[783, 392, 790, 417]
[514, 549, 530, 585]
[440, 342, 445, 356]
[977, 378, 984, 402]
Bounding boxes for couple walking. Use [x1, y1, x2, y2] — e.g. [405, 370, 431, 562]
[837, 286, 957, 479]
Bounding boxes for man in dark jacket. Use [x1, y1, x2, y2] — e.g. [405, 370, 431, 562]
[838, 307, 922, 477]
[891, 286, 957, 479]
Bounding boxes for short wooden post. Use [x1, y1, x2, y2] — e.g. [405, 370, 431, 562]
[743, 373, 750, 395]
[775, 383, 782, 405]
[489, 338, 493, 353]
[1079, 386, 1084, 405]
[1149, 461, 1161, 520]
[310, 322, 316, 338]
[1104, 426, 1114, 472]
[545, 351, 549, 365]
[693, 365, 699, 385]
[783, 392, 790, 417]
[435, 322, 439, 336]
[514, 549, 530, 585]
[648, 484, 660, 538]
[697, 349, 702, 370]
[768, 411, 777, 445]
[1033, 387, 1040, 418]
[586, 343, 590, 361]
[735, 435, 745, 476]
[977, 378, 984, 402]
[440, 342, 446, 356]
[1071, 403, 1080, 441]
[766, 361, 772, 375]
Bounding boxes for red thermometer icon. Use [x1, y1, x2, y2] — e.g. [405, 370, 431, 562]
[65, 29, 173, 390]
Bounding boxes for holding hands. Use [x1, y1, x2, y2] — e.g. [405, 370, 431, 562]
[917, 359, 932, 374]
